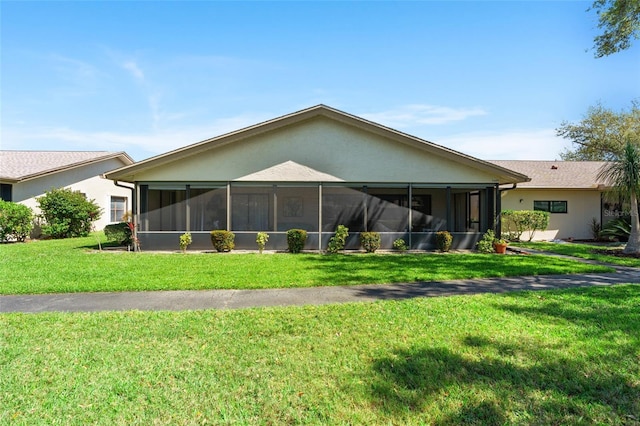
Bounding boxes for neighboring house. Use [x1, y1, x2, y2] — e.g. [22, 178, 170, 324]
[491, 160, 613, 241]
[0, 151, 135, 232]
[105, 105, 529, 251]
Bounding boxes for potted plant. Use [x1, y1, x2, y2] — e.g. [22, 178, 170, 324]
[493, 237, 509, 254]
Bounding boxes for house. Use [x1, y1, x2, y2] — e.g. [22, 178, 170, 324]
[0, 151, 135, 232]
[105, 105, 529, 251]
[491, 160, 613, 241]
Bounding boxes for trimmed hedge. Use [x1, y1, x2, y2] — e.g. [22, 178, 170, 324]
[436, 230, 453, 252]
[210, 230, 235, 252]
[327, 225, 349, 253]
[104, 222, 132, 245]
[360, 231, 381, 253]
[286, 229, 307, 253]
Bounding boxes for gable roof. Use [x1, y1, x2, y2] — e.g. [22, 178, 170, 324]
[105, 105, 530, 184]
[490, 160, 609, 189]
[0, 151, 134, 183]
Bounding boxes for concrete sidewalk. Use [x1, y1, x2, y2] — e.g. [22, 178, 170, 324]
[2, 266, 638, 313]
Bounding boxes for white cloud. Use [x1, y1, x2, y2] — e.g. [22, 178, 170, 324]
[121, 60, 145, 82]
[1, 113, 271, 161]
[360, 104, 488, 127]
[436, 128, 573, 160]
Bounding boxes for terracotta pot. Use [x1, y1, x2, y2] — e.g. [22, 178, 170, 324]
[493, 243, 508, 254]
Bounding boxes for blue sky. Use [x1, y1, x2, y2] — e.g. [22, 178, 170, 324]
[2, 1, 638, 161]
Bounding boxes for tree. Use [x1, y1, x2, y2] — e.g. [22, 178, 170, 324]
[597, 141, 640, 254]
[37, 188, 102, 239]
[591, 0, 640, 57]
[557, 101, 640, 161]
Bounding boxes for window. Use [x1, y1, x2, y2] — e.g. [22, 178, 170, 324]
[534, 200, 567, 213]
[0, 184, 12, 202]
[110, 196, 127, 222]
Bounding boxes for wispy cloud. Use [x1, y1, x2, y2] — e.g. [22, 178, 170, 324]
[2, 113, 271, 161]
[360, 104, 488, 127]
[121, 60, 145, 81]
[437, 129, 572, 160]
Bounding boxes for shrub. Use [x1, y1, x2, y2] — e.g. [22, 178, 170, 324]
[502, 210, 550, 242]
[0, 200, 33, 242]
[37, 188, 101, 239]
[476, 229, 496, 253]
[210, 230, 235, 252]
[286, 229, 307, 253]
[392, 238, 408, 252]
[327, 225, 349, 253]
[104, 222, 133, 245]
[180, 232, 192, 253]
[601, 216, 630, 242]
[590, 217, 602, 241]
[256, 232, 269, 253]
[436, 230, 453, 252]
[360, 231, 381, 253]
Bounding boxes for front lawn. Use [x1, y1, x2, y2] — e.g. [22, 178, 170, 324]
[512, 241, 640, 267]
[0, 235, 613, 295]
[2, 285, 639, 424]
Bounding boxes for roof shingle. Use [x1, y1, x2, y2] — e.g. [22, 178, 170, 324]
[490, 160, 609, 189]
[0, 151, 133, 182]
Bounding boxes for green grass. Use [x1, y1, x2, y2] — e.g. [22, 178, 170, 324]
[0, 235, 614, 295]
[512, 241, 640, 267]
[2, 285, 639, 424]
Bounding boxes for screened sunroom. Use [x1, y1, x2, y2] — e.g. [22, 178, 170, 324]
[136, 181, 498, 251]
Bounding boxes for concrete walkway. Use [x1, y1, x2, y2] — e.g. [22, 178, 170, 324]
[1, 250, 638, 313]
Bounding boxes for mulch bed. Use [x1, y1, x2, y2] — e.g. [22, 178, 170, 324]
[591, 248, 640, 259]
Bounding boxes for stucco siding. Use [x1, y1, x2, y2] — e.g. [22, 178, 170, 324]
[12, 158, 133, 231]
[501, 189, 601, 240]
[134, 117, 502, 184]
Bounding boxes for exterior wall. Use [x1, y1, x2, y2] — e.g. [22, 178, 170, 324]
[500, 188, 601, 240]
[133, 117, 503, 184]
[11, 158, 133, 232]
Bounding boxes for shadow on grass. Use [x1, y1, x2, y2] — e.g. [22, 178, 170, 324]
[369, 288, 640, 423]
[371, 345, 637, 424]
[296, 253, 608, 287]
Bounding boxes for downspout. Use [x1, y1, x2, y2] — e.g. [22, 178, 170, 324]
[112, 180, 136, 250]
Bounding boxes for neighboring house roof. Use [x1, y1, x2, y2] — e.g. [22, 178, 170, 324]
[106, 105, 530, 185]
[0, 151, 134, 183]
[490, 160, 609, 189]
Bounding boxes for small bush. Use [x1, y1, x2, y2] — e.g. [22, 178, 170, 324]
[327, 225, 349, 253]
[360, 231, 381, 253]
[37, 188, 101, 239]
[590, 217, 602, 241]
[601, 216, 630, 242]
[180, 232, 192, 253]
[104, 222, 133, 245]
[210, 230, 235, 252]
[393, 238, 408, 252]
[286, 229, 307, 253]
[0, 200, 33, 242]
[256, 232, 269, 253]
[476, 229, 496, 254]
[502, 210, 550, 242]
[436, 230, 453, 252]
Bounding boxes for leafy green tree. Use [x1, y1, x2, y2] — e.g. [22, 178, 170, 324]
[37, 188, 102, 239]
[0, 200, 33, 242]
[591, 0, 640, 58]
[597, 141, 640, 254]
[557, 101, 640, 161]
